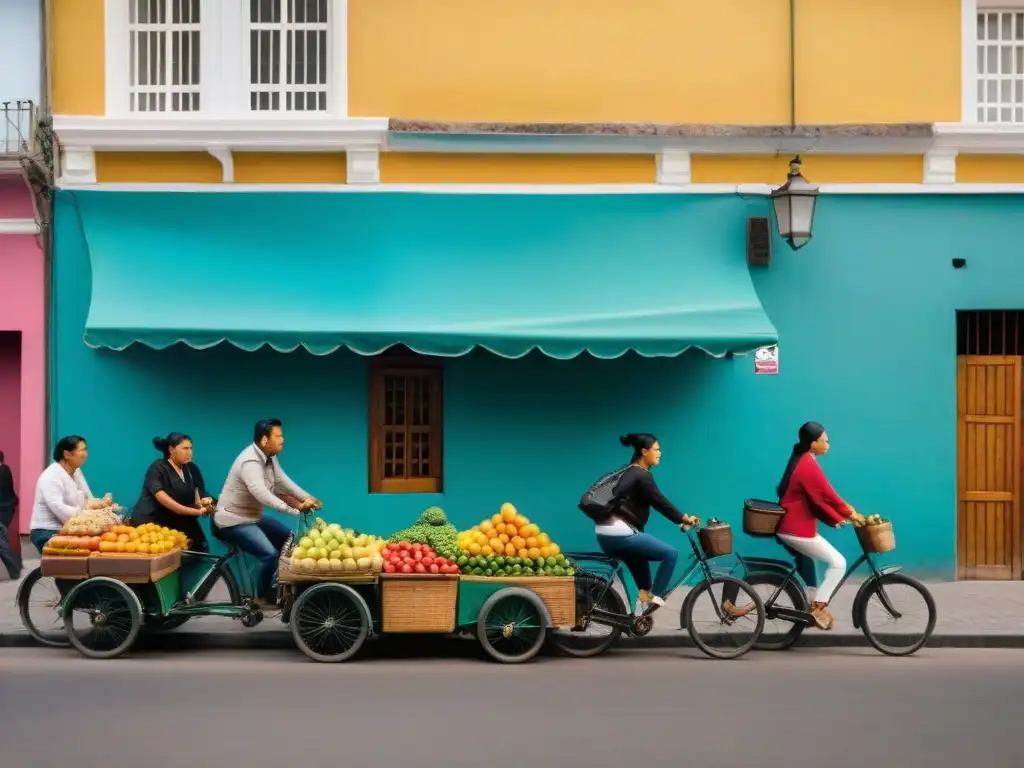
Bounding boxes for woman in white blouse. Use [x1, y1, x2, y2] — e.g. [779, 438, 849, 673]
[29, 435, 115, 553]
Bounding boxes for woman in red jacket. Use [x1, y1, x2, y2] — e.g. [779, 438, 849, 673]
[777, 422, 865, 630]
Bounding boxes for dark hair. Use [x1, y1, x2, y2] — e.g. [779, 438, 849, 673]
[776, 421, 826, 498]
[53, 435, 86, 463]
[153, 432, 192, 458]
[254, 419, 282, 444]
[619, 432, 658, 463]
[0, 450, 4, 463]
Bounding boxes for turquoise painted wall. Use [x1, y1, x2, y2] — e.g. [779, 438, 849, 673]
[51, 192, 1024, 578]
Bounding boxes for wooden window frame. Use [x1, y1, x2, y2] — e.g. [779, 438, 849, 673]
[368, 355, 443, 494]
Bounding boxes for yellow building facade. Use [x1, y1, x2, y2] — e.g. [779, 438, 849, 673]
[48, 0, 1024, 188]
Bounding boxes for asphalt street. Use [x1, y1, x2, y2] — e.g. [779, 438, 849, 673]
[1, 646, 1020, 768]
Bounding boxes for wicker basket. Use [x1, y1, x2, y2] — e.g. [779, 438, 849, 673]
[698, 521, 733, 558]
[856, 522, 896, 554]
[381, 574, 459, 632]
[743, 498, 786, 537]
[277, 556, 379, 584]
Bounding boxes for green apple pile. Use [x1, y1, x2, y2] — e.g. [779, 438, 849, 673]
[288, 518, 386, 574]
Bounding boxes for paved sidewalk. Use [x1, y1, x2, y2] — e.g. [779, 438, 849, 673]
[4, 550, 1024, 649]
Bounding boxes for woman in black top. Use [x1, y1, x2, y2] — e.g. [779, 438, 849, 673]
[594, 433, 700, 612]
[131, 433, 214, 552]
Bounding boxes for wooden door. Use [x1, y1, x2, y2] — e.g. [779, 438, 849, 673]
[957, 355, 1023, 580]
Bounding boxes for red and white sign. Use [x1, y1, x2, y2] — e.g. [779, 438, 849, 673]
[754, 345, 779, 375]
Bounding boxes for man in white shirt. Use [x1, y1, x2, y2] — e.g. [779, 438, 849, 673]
[213, 419, 321, 604]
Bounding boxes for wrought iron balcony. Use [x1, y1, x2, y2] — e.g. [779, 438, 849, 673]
[1, 100, 37, 157]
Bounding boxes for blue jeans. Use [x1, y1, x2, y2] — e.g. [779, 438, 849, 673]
[30, 529, 56, 555]
[214, 516, 291, 598]
[597, 533, 680, 599]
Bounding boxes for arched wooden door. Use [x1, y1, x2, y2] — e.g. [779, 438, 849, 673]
[957, 356, 1023, 580]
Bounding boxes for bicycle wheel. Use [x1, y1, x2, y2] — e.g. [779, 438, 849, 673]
[682, 576, 765, 659]
[548, 573, 626, 658]
[290, 583, 370, 663]
[17, 566, 70, 647]
[743, 573, 808, 652]
[477, 587, 548, 664]
[856, 573, 936, 657]
[62, 577, 144, 660]
[142, 561, 242, 633]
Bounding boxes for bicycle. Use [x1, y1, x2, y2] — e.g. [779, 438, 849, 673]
[548, 522, 765, 660]
[725, 522, 937, 656]
[19, 521, 276, 658]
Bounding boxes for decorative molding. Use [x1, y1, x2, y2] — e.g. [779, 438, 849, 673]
[923, 148, 958, 184]
[0, 219, 40, 235]
[59, 147, 97, 185]
[656, 149, 691, 185]
[346, 147, 380, 184]
[53, 116, 389, 151]
[51, 181, 1024, 195]
[207, 147, 234, 183]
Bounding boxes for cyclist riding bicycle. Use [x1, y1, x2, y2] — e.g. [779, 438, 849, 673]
[776, 421, 866, 629]
[591, 433, 710, 614]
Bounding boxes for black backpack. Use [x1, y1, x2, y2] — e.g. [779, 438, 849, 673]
[578, 465, 630, 522]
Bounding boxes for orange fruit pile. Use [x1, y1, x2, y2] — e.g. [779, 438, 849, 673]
[456, 502, 562, 560]
[97, 523, 186, 555]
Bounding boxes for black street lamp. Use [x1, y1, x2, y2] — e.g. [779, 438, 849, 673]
[770, 156, 819, 250]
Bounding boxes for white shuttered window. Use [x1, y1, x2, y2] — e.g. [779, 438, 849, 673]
[129, 0, 201, 113]
[977, 11, 1024, 123]
[248, 0, 331, 113]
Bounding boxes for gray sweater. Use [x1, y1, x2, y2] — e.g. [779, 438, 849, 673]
[213, 444, 309, 528]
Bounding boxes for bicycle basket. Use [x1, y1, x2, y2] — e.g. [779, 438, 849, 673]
[698, 520, 733, 559]
[856, 520, 896, 554]
[743, 498, 785, 537]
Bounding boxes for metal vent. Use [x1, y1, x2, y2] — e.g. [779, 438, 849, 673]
[746, 217, 771, 267]
[957, 310, 1024, 355]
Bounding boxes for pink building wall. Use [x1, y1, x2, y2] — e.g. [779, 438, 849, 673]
[0, 174, 45, 541]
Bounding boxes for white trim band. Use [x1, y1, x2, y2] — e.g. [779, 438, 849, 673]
[52, 181, 1024, 195]
[0, 219, 41, 234]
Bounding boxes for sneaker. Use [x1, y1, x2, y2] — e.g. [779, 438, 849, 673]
[810, 602, 833, 630]
[722, 600, 756, 618]
[635, 590, 654, 614]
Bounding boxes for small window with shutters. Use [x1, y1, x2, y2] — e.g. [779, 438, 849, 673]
[369, 359, 443, 494]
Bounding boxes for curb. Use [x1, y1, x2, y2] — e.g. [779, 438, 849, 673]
[3, 629, 1024, 651]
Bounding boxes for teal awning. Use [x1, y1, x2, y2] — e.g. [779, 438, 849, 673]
[74, 191, 778, 359]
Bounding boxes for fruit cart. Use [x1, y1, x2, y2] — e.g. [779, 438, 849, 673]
[280, 559, 576, 664]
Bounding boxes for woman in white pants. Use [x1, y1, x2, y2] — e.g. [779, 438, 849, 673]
[776, 422, 865, 629]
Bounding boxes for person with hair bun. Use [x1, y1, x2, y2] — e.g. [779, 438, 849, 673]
[775, 422, 865, 630]
[130, 432, 213, 552]
[596, 433, 703, 614]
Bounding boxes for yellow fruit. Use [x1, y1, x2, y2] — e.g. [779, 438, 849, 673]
[518, 548, 529, 559]
[138, 543, 150, 554]
[504, 525, 518, 539]
[498, 533, 510, 544]
[471, 525, 481, 533]
[528, 547, 541, 559]
[491, 514, 503, 526]
[483, 528, 497, 541]
[526, 537, 539, 548]
[504, 544, 517, 557]
[469, 543, 482, 555]
[513, 515, 529, 529]
[511, 536, 526, 550]
[500, 507, 516, 523]
[550, 543, 561, 556]
[489, 538, 503, 552]
[482, 546, 494, 556]
[538, 533, 551, 547]
[495, 523, 507, 535]
[539, 546, 551, 558]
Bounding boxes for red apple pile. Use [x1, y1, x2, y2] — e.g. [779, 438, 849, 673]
[381, 541, 460, 575]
